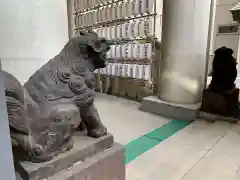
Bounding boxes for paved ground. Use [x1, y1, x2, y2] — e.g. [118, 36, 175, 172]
[95, 93, 240, 180]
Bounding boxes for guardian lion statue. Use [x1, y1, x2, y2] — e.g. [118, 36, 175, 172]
[3, 30, 110, 179]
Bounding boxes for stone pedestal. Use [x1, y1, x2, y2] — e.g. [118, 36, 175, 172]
[49, 143, 124, 180]
[18, 133, 125, 180]
[201, 88, 239, 116]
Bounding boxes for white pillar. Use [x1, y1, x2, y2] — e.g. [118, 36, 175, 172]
[0, 0, 69, 84]
[158, 0, 213, 104]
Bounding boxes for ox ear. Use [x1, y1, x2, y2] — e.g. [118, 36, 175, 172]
[78, 29, 98, 39]
[73, 30, 87, 37]
[86, 29, 98, 37]
[71, 30, 98, 46]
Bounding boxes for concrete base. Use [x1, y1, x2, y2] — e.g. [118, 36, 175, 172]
[140, 96, 201, 121]
[201, 88, 239, 116]
[199, 111, 239, 123]
[49, 143, 125, 180]
[20, 132, 120, 180]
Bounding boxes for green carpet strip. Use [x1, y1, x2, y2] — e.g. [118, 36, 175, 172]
[125, 120, 191, 164]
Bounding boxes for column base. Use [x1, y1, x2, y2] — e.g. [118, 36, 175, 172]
[140, 96, 201, 121]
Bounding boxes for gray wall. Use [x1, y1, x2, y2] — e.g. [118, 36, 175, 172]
[0, 1, 69, 178]
[214, 0, 239, 55]
[208, 0, 240, 75]
[0, 0, 69, 84]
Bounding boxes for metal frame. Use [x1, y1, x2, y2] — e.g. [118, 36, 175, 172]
[73, 0, 158, 96]
[203, 0, 217, 88]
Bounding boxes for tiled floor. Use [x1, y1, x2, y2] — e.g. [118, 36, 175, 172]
[95, 94, 240, 180]
[95, 94, 170, 145]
